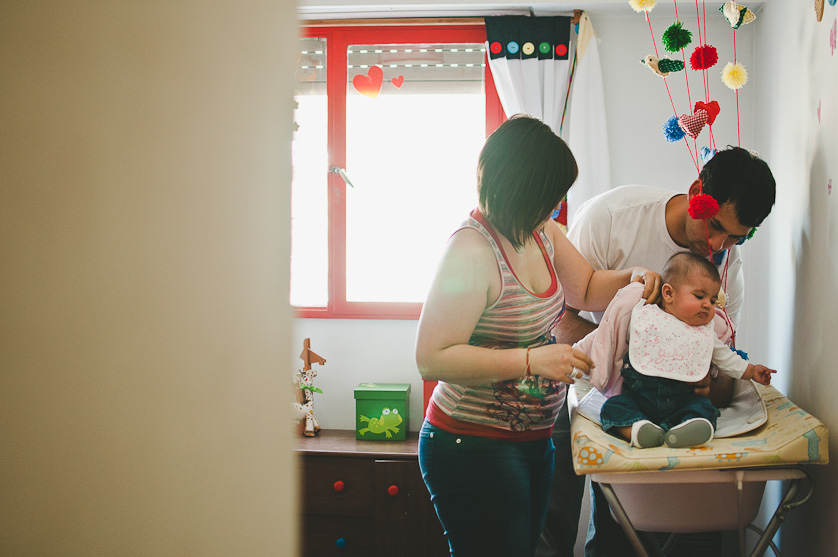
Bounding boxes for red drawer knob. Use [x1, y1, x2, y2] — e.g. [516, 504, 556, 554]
[333, 480, 345, 492]
[387, 484, 399, 496]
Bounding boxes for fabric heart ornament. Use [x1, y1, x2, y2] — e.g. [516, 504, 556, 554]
[694, 101, 720, 125]
[353, 66, 383, 98]
[678, 109, 708, 138]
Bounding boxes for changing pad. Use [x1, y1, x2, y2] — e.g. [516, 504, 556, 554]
[569, 382, 829, 474]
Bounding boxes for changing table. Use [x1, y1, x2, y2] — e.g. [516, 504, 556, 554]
[569, 382, 829, 556]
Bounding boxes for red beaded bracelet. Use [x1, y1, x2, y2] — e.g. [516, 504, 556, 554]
[525, 347, 532, 377]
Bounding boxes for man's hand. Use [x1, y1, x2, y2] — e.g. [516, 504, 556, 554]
[689, 374, 712, 398]
[553, 308, 597, 345]
[690, 374, 736, 407]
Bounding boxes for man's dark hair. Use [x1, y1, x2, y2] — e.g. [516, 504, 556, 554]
[700, 146, 776, 228]
[662, 251, 721, 288]
[478, 115, 578, 250]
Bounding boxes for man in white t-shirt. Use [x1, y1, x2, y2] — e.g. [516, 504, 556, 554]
[567, 184, 744, 328]
[538, 147, 776, 557]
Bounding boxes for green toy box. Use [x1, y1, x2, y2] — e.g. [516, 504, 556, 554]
[354, 383, 411, 441]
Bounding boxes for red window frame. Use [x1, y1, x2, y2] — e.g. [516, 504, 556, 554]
[295, 23, 505, 319]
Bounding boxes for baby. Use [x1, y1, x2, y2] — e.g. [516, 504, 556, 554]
[599, 252, 775, 449]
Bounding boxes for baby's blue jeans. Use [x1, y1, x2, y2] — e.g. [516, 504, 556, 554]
[418, 420, 554, 557]
[600, 360, 720, 434]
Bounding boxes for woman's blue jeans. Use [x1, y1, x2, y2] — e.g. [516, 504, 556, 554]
[418, 420, 555, 557]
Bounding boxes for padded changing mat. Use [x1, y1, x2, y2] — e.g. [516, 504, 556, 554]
[570, 383, 829, 474]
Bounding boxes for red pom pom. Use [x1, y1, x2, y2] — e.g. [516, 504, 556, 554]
[688, 193, 720, 220]
[690, 44, 718, 70]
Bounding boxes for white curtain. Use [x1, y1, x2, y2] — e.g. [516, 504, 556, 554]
[566, 12, 611, 226]
[485, 16, 572, 134]
[485, 13, 610, 226]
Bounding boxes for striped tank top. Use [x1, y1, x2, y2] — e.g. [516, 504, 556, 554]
[426, 209, 567, 440]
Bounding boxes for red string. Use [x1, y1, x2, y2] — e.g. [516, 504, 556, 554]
[693, 0, 717, 150]
[693, 0, 702, 44]
[703, 219, 711, 257]
[681, 46, 693, 109]
[695, 0, 709, 104]
[733, 29, 737, 63]
[719, 255, 735, 347]
[684, 138, 699, 173]
[672, 1, 692, 109]
[693, 0, 707, 103]
[646, 13, 659, 57]
[733, 30, 741, 146]
[645, 11, 699, 173]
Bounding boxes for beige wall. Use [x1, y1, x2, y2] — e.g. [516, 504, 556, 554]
[0, 1, 298, 554]
[748, 3, 838, 555]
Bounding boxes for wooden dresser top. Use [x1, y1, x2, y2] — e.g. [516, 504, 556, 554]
[293, 429, 420, 459]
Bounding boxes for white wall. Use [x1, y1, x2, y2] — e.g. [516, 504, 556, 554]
[294, 319, 422, 431]
[1, 2, 298, 555]
[748, 3, 838, 555]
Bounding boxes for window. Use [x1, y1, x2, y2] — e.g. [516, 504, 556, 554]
[292, 24, 503, 319]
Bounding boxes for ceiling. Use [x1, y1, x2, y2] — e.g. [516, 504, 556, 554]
[297, 0, 765, 20]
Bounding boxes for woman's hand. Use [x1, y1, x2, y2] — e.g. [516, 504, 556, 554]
[629, 267, 662, 305]
[529, 344, 595, 385]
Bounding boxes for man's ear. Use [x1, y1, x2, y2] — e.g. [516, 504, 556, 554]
[661, 283, 674, 302]
[687, 179, 702, 199]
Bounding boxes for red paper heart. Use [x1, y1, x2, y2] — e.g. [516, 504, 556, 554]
[678, 109, 708, 139]
[391, 75, 404, 88]
[694, 101, 720, 126]
[353, 66, 383, 98]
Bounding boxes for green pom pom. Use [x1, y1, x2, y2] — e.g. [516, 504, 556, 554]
[662, 21, 692, 52]
[657, 58, 685, 73]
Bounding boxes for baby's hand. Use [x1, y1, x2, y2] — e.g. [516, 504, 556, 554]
[750, 365, 776, 386]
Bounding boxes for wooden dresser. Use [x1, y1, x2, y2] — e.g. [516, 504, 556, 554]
[294, 429, 449, 557]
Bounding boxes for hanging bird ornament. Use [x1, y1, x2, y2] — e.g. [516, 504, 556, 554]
[641, 54, 685, 77]
[720, 1, 756, 29]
